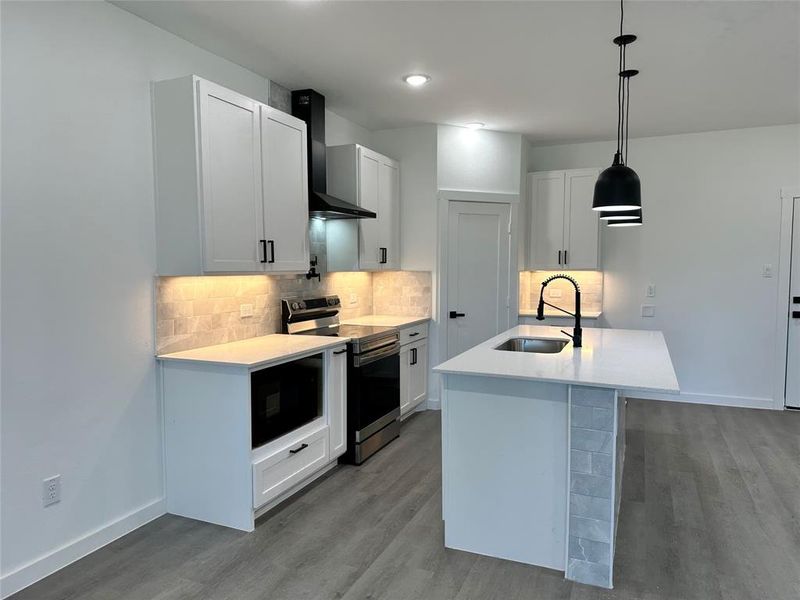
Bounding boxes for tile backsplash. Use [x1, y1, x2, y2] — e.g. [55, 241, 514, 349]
[519, 271, 604, 314]
[156, 270, 432, 354]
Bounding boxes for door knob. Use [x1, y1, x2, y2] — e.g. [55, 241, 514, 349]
[793, 311, 800, 319]
[449, 311, 466, 319]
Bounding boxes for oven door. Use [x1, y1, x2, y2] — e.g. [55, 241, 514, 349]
[349, 345, 400, 440]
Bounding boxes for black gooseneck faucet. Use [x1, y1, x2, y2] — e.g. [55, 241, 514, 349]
[536, 274, 582, 348]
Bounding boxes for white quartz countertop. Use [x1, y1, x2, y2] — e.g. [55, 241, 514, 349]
[519, 309, 602, 319]
[341, 315, 430, 328]
[157, 334, 348, 369]
[434, 325, 679, 394]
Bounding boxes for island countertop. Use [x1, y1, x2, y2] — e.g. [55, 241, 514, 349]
[434, 325, 679, 394]
[157, 334, 348, 369]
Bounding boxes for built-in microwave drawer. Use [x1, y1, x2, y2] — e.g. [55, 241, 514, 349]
[400, 322, 428, 346]
[252, 426, 329, 509]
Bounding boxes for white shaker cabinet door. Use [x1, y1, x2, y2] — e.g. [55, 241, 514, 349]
[358, 148, 382, 270]
[529, 171, 566, 270]
[379, 158, 401, 270]
[408, 339, 428, 411]
[261, 106, 310, 272]
[564, 169, 600, 270]
[327, 346, 348, 459]
[197, 80, 265, 272]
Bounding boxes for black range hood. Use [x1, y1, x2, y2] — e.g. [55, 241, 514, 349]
[291, 89, 376, 220]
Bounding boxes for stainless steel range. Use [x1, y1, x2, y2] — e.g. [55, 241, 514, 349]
[282, 296, 401, 464]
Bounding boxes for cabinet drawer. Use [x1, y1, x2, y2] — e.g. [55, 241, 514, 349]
[252, 426, 328, 508]
[400, 322, 429, 345]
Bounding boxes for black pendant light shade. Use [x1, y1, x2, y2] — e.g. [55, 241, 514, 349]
[599, 208, 641, 220]
[593, 154, 641, 212]
[592, 0, 643, 218]
[606, 207, 642, 227]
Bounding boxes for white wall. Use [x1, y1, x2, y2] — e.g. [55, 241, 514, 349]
[529, 124, 800, 408]
[326, 108, 373, 148]
[0, 2, 369, 596]
[437, 125, 523, 194]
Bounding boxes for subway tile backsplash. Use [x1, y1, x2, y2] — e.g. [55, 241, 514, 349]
[519, 271, 604, 314]
[156, 270, 432, 354]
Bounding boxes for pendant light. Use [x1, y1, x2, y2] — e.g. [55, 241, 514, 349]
[593, 0, 642, 215]
[607, 208, 642, 227]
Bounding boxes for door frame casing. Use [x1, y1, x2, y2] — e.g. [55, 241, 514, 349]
[776, 187, 800, 409]
[434, 189, 520, 405]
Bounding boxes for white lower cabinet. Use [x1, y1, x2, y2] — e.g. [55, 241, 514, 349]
[399, 323, 429, 417]
[327, 347, 347, 459]
[252, 426, 328, 509]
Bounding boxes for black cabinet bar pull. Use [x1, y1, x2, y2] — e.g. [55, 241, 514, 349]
[289, 443, 308, 454]
[564, 250, 568, 265]
[379, 247, 387, 264]
[411, 348, 418, 365]
[333, 349, 347, 355]
[260, 240, 268, 263]
[408, 332, 420, 337]
[558, 250, 562, 265]
[267, 240, 275, 264]
[449, 311, 466, 319]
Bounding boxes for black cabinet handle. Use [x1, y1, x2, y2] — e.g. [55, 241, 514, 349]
[558, 250, 562, 265]
[794, 296, 800, 304]
[289, 443, 308, 454]
[564, 249, 568, 265]
[333, 348, 347, 355]
[793, 311, 800, 319]
[408, 332, 420, 337]
[379, 247, 387, 264]
[267, 240, 275, 264]
[260, 240, 268, 263]
[411, 347, 418, 365]
[449, 311, 466, 319]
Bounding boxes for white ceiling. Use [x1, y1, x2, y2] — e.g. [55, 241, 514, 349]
[114, 0, 800, 144]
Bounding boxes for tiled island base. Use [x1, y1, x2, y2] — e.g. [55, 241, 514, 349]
[440, 378, 628, 590]
[567, 386, 625, 588]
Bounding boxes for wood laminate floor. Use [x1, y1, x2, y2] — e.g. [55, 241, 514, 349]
[11, 400, 800, 600]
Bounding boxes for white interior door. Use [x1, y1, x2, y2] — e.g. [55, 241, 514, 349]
[198, 80, 264, 272]
[786, 197, 800, 408]
[447, 201, 511, 358]
[261, 106, 309, 272]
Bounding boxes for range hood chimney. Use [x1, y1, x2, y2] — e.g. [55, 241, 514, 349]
[291, 89, 376, 220]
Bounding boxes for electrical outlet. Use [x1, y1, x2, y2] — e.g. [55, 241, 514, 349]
[646, 284, 656, 298]
[641, 304, 656, 318]
[349, 293, 358, 306]
[43, 475, 60, 507]
[239, 303, 254, 318]
[762, 264, 774, 278]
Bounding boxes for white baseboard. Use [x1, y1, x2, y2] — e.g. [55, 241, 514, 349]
[425, 396, 441, 411]
[625, 390, 778, 411]
[1, 498, 166, 599]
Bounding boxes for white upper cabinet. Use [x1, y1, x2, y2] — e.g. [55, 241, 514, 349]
[152, 75, 309, 275]
[326, 144, 400, 271]
[528, 168, 600, 270]
[261, 107, 310, 272]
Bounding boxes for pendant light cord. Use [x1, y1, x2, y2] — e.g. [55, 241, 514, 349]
[616, 0, 625, 162]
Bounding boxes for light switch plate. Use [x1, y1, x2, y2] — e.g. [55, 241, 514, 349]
[349, 293, 358, 306]
[239, 303, 254, 318]
[646, 284, 656, 298]
[641, 304, 656, 318]
[549, 289, 562, 298]
[762, 264, 774, 278]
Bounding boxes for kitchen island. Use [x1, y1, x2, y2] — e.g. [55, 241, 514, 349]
[434, 325, 679, 589]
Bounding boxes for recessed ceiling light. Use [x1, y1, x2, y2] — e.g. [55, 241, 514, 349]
[464, 122, 485, 130]
[403, 74, 431, 87]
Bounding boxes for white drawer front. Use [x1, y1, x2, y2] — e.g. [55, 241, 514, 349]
[400, 322, 428, 345]
[252, 427, 328, 508]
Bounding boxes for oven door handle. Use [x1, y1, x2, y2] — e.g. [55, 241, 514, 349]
[353, 340, 401, 367]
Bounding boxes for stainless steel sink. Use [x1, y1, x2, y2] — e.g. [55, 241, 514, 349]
[494, 337, 569, 354]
